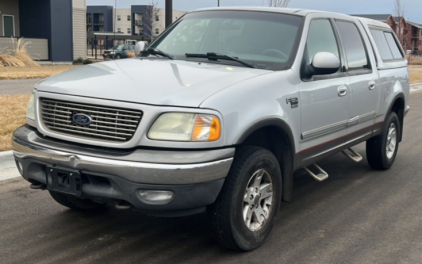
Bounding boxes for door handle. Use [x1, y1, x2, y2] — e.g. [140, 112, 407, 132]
[369, 81, 376, 90]
[337, 85, 347, 97]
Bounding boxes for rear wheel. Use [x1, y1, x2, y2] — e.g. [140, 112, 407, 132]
[49, 191, 106, 211]
[207, 146, 282, 251]
[366, 112, 400, 170]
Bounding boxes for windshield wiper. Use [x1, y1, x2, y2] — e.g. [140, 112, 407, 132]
[141, 48, 174, 60]
[185, 52, 256, 68]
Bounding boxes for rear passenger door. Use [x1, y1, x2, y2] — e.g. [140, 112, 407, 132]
[334, 20, 380, 137]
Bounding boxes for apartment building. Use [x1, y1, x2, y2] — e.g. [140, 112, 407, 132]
[87, 5, 186, 42]
[0, 0, 87, 61]
[115, 9, 132, 35]
[132, 6, 186, 40]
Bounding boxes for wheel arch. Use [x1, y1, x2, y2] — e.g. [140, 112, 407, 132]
[387, 93, 405, 142]
[233, 119, 296, 202]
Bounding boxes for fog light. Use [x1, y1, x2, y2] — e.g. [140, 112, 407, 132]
[139, 190, 174, 204]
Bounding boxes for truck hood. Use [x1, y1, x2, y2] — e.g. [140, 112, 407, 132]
[36, 59, 271, 107]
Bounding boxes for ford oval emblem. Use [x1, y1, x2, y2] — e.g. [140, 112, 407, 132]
[72, 113, 92, 126]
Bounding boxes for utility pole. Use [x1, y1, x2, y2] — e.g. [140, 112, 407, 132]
[218, 0, 220, 7]
[165, 0, 173, 28]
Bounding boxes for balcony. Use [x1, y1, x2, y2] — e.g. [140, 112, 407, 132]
[93, 20, 104, 25]
[135, 20, 143, 26]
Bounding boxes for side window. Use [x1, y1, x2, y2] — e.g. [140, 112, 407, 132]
[384, 32, 404, 59]
[335, 21, 369, 70]
[370, 29, 394, 61]
[306, 19, 339, 63]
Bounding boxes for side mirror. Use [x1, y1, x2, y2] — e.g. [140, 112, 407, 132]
[135, 41, 146, 54]
[309, 52, 340, 75]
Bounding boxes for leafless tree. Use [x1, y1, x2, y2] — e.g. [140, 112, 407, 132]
[266, 0, 291, 7]
[394, 0, 406, 48]
[143, 1, 160, 42]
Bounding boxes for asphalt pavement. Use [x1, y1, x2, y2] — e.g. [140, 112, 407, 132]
[1, 92, 422, 264]
[0, 78, 42, 95]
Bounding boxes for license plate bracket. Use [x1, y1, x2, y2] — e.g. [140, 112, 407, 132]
[46, 167, 82, 196]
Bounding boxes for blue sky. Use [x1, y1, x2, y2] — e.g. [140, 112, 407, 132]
[87, 0, 422, 23]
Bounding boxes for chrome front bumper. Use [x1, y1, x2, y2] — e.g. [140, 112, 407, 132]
[12, 126, 234, 185]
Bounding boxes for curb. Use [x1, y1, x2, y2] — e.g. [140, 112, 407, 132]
[0, 150, 19, 181]
[410, 83, 422, 93]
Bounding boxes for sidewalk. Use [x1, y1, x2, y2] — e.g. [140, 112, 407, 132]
[0, 151, 18, 181]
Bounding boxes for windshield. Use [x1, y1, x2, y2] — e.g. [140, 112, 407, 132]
[149, 11, 303, 70]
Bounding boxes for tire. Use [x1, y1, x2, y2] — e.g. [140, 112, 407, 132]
[49, 191, 106, 211]
[116, 54, 121, 59]
[207, 146, 282, 251]
[366, 112, 400, 170]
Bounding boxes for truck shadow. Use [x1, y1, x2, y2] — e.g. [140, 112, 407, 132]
[10, 143, 416, 264]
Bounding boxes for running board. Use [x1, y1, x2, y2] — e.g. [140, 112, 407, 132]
[304, 164, 329, 182]
[341, 148, 363, 163]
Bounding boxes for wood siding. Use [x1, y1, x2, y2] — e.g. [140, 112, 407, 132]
[73, 8, 87, 59]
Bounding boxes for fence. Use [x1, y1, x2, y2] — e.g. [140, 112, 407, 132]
[0, 37, 49, 60]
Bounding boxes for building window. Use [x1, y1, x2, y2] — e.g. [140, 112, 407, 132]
[155, 28, 159, 35]
[127, 15, 131, 21]
[404, 30, 408, 35]
[156, 15, 159, 21]
[127, 28, 131, 34]
[117, 15, 121, 21]
[118, 28, 122, 33]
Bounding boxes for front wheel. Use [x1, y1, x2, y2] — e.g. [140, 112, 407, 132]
[366, 112, 400, 170]
[207, 146, 282, 251]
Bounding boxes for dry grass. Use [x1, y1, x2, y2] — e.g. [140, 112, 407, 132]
[0, 65, 79, 80]
[409, 65, 422, 68]
[410, 71, 422, 84]
[0, 38, 40, 67]
[0, 94, 29, 151]
[409, 56, 422, 65]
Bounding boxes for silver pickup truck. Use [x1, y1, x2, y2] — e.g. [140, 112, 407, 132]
[12, 7, 410, 251]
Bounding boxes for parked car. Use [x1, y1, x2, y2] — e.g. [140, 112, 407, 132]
[103, 44, 135, 59]
[13, 7, 410, 251]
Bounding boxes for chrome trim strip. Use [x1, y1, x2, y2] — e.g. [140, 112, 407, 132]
[301, 111, 376, 141]
[12, 137, 233, 185]
[357, 111, 376, 124]
[301, 120, 348, 140]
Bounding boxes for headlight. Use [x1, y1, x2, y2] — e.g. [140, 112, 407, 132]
[26, 94, 35, 121]
[109, 51, 115, 54]
[148, 113, 221, 142]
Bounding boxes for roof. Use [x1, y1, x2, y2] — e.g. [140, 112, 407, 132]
[350, 14, 393, 22]
[393, 16, 407, 23]
[407, 21, 422, 28]
[194, 7, 303, 15]
[355, 17, 392, 29]
[193, 7, 361, 18]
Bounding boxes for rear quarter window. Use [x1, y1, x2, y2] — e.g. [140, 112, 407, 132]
[370, 29, 404, 61]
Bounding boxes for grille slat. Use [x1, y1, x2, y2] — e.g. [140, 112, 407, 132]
[41, 100, 142, 114]
[40, 98, 142, 142]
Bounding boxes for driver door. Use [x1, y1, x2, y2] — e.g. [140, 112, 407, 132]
[298, 18, 350, 164]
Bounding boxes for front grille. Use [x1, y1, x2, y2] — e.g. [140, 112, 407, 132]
[40, 98, 142, 142]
